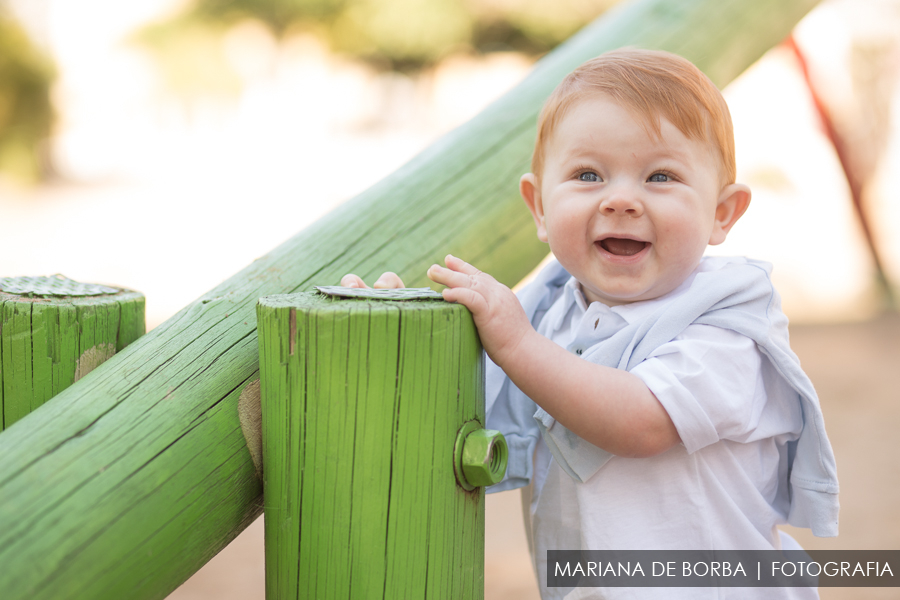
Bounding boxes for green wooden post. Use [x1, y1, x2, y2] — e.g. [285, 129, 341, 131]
[0, 275, 145, 431]
[258, 289, 508, 599]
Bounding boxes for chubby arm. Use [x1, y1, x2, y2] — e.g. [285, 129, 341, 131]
[427, 255, 680, 458]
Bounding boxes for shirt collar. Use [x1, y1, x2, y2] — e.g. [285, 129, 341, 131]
[556, 260, 708, 327]
[544, 277, 582, 333]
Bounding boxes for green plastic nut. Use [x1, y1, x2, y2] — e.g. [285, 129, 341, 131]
[459, 427, 508, 489]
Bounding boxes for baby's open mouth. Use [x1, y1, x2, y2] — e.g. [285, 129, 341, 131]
[598, 237, 648, 256]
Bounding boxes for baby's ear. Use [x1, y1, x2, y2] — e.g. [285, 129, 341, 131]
[709, 183, 751, 246]
[520, 173, 548, 243]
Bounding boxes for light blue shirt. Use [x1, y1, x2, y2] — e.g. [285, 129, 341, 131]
[485, 256, 839, 538]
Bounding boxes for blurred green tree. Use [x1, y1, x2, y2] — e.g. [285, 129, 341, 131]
[139, 0, 618, 76]
[0, 10, 55, 183]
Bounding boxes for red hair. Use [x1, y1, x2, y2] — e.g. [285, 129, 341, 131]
[531, 48, 736, 186]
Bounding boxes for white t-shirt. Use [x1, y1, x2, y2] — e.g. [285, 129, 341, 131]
[525, 273, 814, 600]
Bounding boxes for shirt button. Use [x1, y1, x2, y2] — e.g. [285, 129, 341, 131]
[574, 348, 584, 356]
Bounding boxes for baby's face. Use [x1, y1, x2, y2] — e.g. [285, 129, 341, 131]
[524, 94, 733, 306]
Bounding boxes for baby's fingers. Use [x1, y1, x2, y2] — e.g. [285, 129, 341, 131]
[340, 272, 405, 289]
[373, 272, 404, 289]
[443, 254, 480, 276]
[340, 274, 367, 288]
[427, 255, 481, 287]
[427, 263, 469, 289]
[441, 285, 487, 314]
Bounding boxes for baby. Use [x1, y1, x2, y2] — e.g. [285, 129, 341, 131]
[343, 48, 838, 599]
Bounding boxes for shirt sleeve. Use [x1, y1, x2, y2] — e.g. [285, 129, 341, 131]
[484, 352, 541, 492]
[628, 323, 770, 454]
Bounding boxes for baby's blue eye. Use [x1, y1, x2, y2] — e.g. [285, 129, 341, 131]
[649, 172, 670, 182]
[578, 172, 600, 182]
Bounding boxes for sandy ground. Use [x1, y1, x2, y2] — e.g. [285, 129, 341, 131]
[167, 313, 900, 600]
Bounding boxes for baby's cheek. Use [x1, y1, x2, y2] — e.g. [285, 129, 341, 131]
[549, 218, 587, 249]
[664, 217, 708, 251]
[663, 238, 708, 281]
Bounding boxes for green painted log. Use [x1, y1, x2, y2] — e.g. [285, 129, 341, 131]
[258, 290, 506, 599]
[0, 275, 145, 431]
[0, 0, 820, 598]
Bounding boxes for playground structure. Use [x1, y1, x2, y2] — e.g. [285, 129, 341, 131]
[0, 0, 821, 598]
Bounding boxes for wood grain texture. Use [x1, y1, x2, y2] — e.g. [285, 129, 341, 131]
[0, 0, 820, 598]
[0, 289, 145, 431]
[258, 293, 485, 599]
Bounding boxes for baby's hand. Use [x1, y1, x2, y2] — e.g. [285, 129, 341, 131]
[427, 255, 532, 366]
[339, 272, 405, 289]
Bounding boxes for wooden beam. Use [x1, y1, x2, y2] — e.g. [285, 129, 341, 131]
[0, 0, 820, 597]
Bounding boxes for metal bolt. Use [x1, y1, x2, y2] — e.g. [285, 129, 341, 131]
[456, 426, 508, 489]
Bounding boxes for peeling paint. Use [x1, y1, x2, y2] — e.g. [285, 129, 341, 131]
[238, 378, 263, 479]
[73, 344, 116, 383]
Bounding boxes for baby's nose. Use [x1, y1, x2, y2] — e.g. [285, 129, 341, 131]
[599, 187, 643, 216]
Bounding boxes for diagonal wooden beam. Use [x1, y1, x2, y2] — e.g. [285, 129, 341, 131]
[0, 0, 820, 597]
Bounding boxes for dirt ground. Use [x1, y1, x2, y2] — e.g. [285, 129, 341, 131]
[167, 314, 900, 599]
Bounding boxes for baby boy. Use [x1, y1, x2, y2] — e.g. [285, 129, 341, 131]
[343, 48, 839, 599]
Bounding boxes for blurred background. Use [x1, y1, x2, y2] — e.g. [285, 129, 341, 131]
[0, 0, 898, 598]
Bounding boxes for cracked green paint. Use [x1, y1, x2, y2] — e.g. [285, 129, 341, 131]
[258, 292, 485, 600]
[0, 285, 145, 431]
